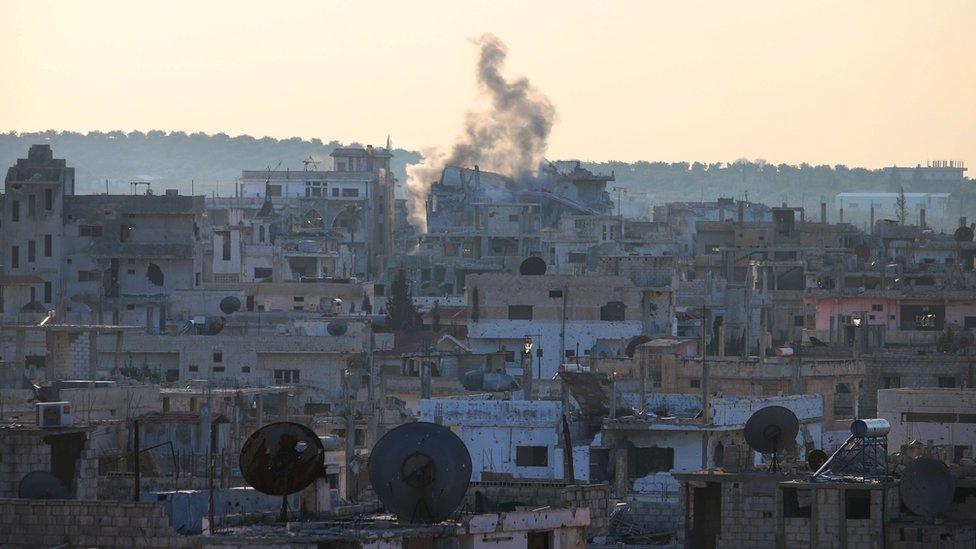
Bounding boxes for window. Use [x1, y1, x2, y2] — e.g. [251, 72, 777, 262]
[43, 282, 51, 304]
[965, 316, 976, 330]
[253, 267, 272, 279]
[549, 289, 563, 298]
[871, 304, 884, 312]
[78, 270, 101, 282]
[27, 195, 35, 216]
[127, 269, 136, 275]
[600, 301, 626, 321]
[293, 296, 305, 302]
[79, 225, 103, 237]
[508, 305, 533, 320]
[212, 366, 225, 373]
[11, 246, 19, 269]
[267, 185, 282, 197]
[508, 214, 519, 222]
[212, 352, 223, 363]
[568, 252, 587, 264]
[188, 365, 199, 373]
[783, 488, 812, 518]
[126, 304, 135, 310]
[221, 232, 231, 261]
[258, 225, 265, 243]
[883, 376, 901, 389]
[27, 240, 35, 262]
[845, 490, 871, 519]
[939, 376, 957, 388]
[503, 350, 515, 363]
[274, 369, 300, 384]
[633, 447, 675, 476]
[44, 235, 51, 257]
[515, 446, 548, 467]
[44, 189, 53, 210]
[794, 315, 805, 327]
[341, 188, 359, 198]
[690, 378, 701, 388]
[565, 349, 576, 358]
[331, 188, 340, 197]
[11, 200, 19, 222]
[241, 366, 251, 373]
[120, 224, 134, 242]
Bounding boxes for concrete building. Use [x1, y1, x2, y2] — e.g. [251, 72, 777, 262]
[465, 273, 645, 378]
[237, 145, 395, 277]
[600, 393, 823, 532]
[879, 388, 976, 463]
[421, 399, 588, 482]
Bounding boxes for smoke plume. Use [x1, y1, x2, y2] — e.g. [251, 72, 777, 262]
[406, 33, 557, 232]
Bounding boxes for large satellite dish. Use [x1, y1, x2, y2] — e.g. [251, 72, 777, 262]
[219, 296, 241, 315]
[900, 457, 955, 519]
[18, 471, 69, 499]
[744, 406, 799, 472]
[240, 422, 325, 497]
[519, 256, 547, 276]
[327, 319, 349, 336]
[954, 225, 974, 242]
[369, 422, 472, 523]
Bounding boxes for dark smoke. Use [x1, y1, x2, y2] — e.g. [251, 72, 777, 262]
[406, 33, 557, 231]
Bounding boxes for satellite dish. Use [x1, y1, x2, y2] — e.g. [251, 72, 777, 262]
[900, 457, 955, 519]
[744, 406, 799, 472]
[240, 422, 325, 497]
[519, 256, 547, 276]
[369, 421, 472, 523]
[327, 319, 348, 336]
[954, 225, 974, 242]
[807, 449, 828, 472]
[18, 471, 69, 499]
[219, 296, 241, 315]
[625, 336, 652, 358]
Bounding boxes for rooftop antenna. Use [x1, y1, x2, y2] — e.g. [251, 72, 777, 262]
[302, 156, 320, 171]
[369, 422, 471, 523]
[239, 422, 325, 522]
[264, 161, 283, 197]
[744, 405, 799, 472]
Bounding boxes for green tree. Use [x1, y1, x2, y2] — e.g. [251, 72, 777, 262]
[386, 265, 418, 330]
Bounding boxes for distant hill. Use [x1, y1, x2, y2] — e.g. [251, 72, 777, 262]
[0, 130, 422, 197]
[2, 131, 971, 224]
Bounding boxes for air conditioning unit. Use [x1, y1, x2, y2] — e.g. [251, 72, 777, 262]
[36, 401, 73, 428]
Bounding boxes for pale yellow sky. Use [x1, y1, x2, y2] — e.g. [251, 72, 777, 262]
[3, 0, 974, 169]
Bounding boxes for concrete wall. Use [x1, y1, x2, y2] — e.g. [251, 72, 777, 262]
[0, 498, 189, 548]
[878, 388, 976, 458]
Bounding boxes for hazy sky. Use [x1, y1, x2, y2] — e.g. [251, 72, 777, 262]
[3, 1, 974, 169]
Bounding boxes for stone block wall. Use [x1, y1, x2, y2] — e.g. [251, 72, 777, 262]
[464, 480, 611, 539]
[0, 431, 51, 497]
[0, 498, 190, 548]
[863, 354, 975, 417]
[717, 478, 779, 548]
[562, 483, 611, 538]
